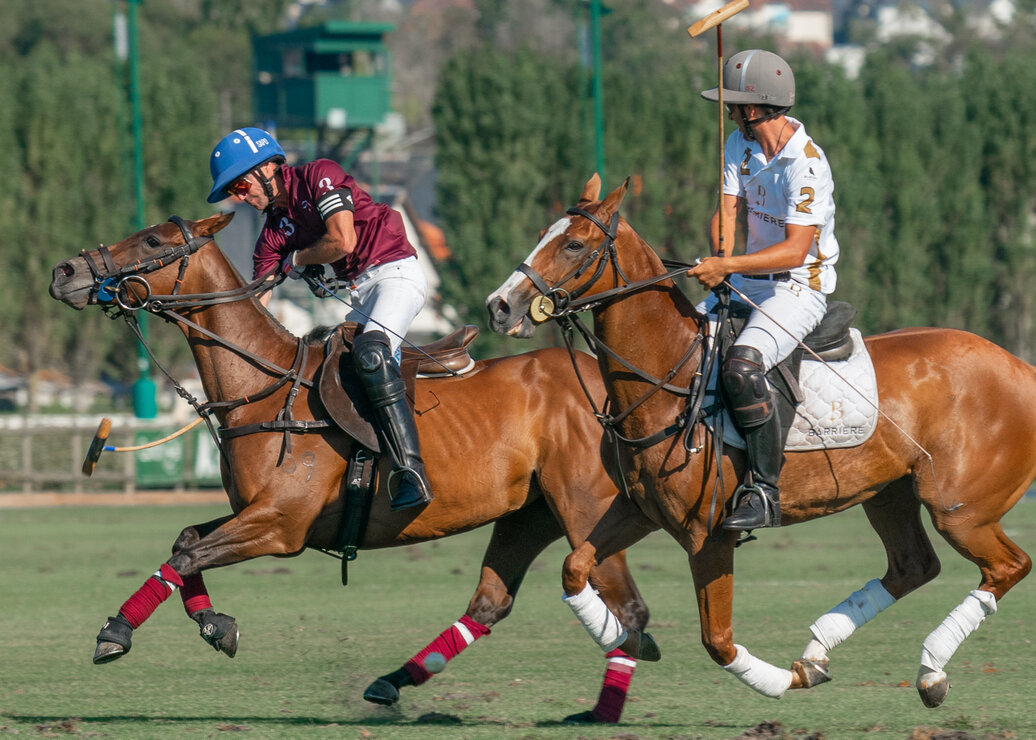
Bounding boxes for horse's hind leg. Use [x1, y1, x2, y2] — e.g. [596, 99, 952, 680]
[364, 499, 564, 707]
[916, 491, 1032, 708]
[93, 515, 238, 665]
[792, 481, 940, 688]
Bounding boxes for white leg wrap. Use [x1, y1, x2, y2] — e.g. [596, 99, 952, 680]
[563, 583, 628, 652]
[919, 589, 997, 673]
[803, 579, 896, 661]
[723, 644, 793, 699]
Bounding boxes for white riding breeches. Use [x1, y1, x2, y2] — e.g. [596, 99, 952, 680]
[345, 256, 428, 359]
[697, 275, 828, 371]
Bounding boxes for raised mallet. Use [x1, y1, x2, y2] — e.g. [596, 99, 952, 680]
[688, 0, 750, 258]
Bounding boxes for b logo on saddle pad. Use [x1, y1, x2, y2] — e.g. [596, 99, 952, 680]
[709, 329, 879, 451]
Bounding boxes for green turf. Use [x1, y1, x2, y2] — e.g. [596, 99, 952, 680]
[0, 500, 1032, 739]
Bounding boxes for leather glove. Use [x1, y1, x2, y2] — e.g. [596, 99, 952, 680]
[281, 252, 303, 279]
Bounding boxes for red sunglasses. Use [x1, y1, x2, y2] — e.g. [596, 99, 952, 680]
[226, 176, 252, 198]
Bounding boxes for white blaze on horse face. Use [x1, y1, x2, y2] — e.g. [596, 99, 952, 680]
[488, 216, 573, 306]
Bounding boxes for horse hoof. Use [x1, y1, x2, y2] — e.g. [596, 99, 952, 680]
[619, 629, 661, 662]
[916, 668, 949, 708]
[791, 658, 831, 688]
[93, 615, 132, 665]
[562, 710, 600, 724]
[198, 612, 239, 658]
[363, 678, 400, 706]
[93, 641, 127, 664]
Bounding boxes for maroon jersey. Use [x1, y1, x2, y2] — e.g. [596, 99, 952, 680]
[252, 159, 416, 281]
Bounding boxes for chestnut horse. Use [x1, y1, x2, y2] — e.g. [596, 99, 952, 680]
[49, 213, 659, 723]
[487, 174, 1035, 708]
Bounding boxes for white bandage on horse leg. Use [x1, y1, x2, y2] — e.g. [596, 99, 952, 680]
[562, 583, 628, 652]
[802, 579, 896, 661]
[723, 644, 794, 699]
[919, 589, 997, 673]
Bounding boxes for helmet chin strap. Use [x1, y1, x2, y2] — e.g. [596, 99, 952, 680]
[735, 105, 785, 141]
[250, 165, 279, 213]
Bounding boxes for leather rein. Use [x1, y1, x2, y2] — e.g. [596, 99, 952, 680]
[80, 216, 330, 455]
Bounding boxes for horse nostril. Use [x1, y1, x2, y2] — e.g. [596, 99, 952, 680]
[59, 263, 74, 278]
[489, 297, 510, 319]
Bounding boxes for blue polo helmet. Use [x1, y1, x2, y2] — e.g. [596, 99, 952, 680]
[207, 127, 285, 203]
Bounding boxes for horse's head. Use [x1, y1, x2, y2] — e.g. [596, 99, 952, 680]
[487, 174, 630, 338]
[49, 213, 234, 310]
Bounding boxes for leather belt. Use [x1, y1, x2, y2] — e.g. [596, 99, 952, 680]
[745, 271, 791, 281]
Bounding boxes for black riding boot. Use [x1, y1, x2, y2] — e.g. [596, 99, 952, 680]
[351, 331, 433, 511]
[723, 405, 783, 529]
[720, 346, 783, 530]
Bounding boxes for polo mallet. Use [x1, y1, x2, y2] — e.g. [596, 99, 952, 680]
[81, 416, 206, 476]
[688, 0, 750, 259]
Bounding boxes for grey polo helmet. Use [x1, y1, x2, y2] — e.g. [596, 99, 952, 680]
[701, 49, 795, 108]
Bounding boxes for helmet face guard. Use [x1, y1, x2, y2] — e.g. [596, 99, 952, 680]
[701, 49, 795, 109]
[207, 128, 285, 203]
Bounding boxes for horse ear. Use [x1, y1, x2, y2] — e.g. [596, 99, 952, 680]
[580, 173, 602, 204]
[600, 177, 631, 215]
[192, 212, 235, 237]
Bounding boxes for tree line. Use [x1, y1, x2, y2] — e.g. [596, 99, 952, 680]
[0, 0, 1031, 412]
[432, 0, 1036, 360]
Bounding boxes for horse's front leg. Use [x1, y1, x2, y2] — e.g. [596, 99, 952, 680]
[691, 534, 795, 699]
[92, 492, 321, 665]
[561, 497, 660, 664]
[170, 515, 241, 659]
[92, 514, 234, 664]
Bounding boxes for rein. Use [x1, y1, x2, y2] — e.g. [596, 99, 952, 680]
[87, 216, 330, 457]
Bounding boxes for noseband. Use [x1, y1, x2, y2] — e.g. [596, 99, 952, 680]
[80, 215, 212, 309]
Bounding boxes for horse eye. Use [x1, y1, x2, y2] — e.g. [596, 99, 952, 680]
[565, 240, 584, 252]
[145, 236, 162, 249]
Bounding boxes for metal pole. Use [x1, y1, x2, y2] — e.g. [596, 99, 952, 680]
[126, 0, 157, 418]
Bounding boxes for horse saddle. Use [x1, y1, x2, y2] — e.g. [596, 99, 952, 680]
[317, 323, 480, 452]
[705, 300, 880, 451]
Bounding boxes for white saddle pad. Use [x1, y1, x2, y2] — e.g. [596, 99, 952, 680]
[705, 329, 878, 451]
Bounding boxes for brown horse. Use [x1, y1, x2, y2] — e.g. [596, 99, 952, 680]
[49, 213, 659, 723]
[487, 174, 1035, 708]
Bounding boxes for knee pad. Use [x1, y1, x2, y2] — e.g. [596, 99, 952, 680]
[722, 346, 774, 428]
[352, 330, 392, 374]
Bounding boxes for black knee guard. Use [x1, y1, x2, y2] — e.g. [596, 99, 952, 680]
[721, 346, 774, 429]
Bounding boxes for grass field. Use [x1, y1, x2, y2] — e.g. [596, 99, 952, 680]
[1, 499, 1032, 740]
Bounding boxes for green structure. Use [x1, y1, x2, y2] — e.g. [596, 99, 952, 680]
[252, 21, 394, 131]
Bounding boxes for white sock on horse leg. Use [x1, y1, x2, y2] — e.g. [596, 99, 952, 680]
[563, 583, 628, 652]
[723, 644, 794, 699]
[919, 589, 997, 673]
[803, 579, 896, 661]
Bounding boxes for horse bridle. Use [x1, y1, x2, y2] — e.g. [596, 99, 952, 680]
[517, 205, 711, 445]
[80, 216, 213, 310]
[515, 207, 629, 322]
[78, 216, 324, 457]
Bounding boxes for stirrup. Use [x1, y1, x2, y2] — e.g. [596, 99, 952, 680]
[387, 466, 433, 511]
[723, 482, 780, 530]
